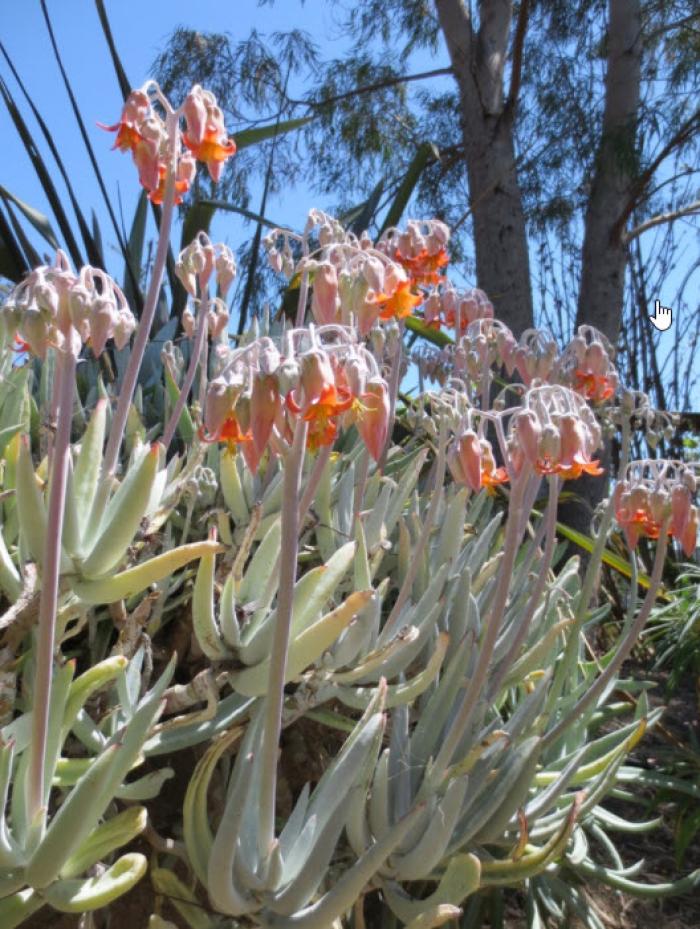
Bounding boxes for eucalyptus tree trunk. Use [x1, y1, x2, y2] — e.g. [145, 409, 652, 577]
[568, 0, 642, 542]
[435, 0, 534, 336]
[576, 0, 642, 343]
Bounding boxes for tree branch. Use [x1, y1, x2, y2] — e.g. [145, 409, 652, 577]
[612, 107, 700, 241]
[504, 0, 530, 118]
[289, 67, 453, 110]
[623, 199, 700, 243]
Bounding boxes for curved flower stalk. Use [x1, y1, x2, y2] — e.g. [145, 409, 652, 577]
[98, 81, 236, 511]
[162, 235, 236, 450]
[1, 254, 136, 823]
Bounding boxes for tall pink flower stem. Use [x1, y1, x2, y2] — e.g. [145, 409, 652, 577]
[430, 469, 533, 781]
[98, 110, 179, 492]
[162, 293, 209, 450]
[488, 474, 560, 697]
[379, 323, 404, 469]
[258, 417, 308, 858]
[28, 346, 76, 825]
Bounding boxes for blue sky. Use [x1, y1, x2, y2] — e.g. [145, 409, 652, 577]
[0, 0, 378, 270]
[1, 2, 696, 409]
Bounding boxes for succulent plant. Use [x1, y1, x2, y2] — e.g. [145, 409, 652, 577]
[0, 78, 697, 929]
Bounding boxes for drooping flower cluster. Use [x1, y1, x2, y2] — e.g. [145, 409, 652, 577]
[559, 326, 618, 403]
[508, 385, 604, 480]
[176, 234, 237, 342]
[454, 318, 518, 384]
[101, 83, 235, 204]
[423, 284, 494, 334]
[614, 460, 698, 554]
[377, 219, 450, 287]
[0, 251, 135, 359]
[264, 212, 421, 335]
[202, 325, 390, 468]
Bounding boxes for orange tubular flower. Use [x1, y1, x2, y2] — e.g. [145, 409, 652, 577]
[288, 383, 355, 453]
[148, 165, 190, 206]
[356, 381, 390, 462]
[183, 129, 236, 182]
[614, 462, 698, 556]
[377, 279, 423, 321]
[481, 465, 509, 494]
[396, 246, 449, 286]
[574, 369, 616, 403]
[199, 413, 252, 455]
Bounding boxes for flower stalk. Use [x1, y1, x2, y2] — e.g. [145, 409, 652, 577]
[258, 417, 308, 858]
[28, 346, 76, 825]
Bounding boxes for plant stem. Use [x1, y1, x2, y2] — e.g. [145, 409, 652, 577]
[28, 346, 76, 825]
[258, 417, 307, 858]
[384, 418, 447, 634]
[379, 324, 404, 470]
[488, 475, 560, 697]
[298, 443, 332, 526]
[100, 112, 179, 485]
[431, 469, 530, 780]
[162, 294, 209, 450]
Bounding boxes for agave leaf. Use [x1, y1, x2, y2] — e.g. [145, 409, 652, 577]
[183, 726, 243, 886]
[70, 399, 107, 543]
[573, 859, 700, 897]
[405, 905, 464, 929]
[164, 363, 195, 443]
[0, 888, 43, 929]
[391, 774, 469, 880]
[192, 546, 230, 660]
[343, 177, 385, 235]
[0, 204, 29, 281]
[452, 737, 542, 851]
[220, 448, 250, 524]
[239, 516, 281, 603]
[383, 448, 428, 543]
[151, 867, 216, 929]
[115, 767, 174, 801]
[480, 795, 584, 886]
[122, 190, 148, 311]
[206, 718, 261, 917]
[75, 540, 223, 605]
[42, 852, 147, 912]
[290, 541, 356, 637]
[0, 527, 20, 601]
[272, 720, 385, 913]
[262, 805, 426, 929]
[60, 806, 148, 879]
[25, 658, 173, 888]
[0, 185, 59, 249]
[335, 632, 449, 710]
[231, 590, 373, 697]
[0, 75, 83, 268]
[80, 443, 160, 577]
[235, 116, 312, 150]
[383, 853, 481, 923]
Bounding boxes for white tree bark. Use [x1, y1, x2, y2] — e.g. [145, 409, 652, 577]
[435, 0, 534, 336]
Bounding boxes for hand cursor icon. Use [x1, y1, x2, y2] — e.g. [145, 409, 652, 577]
[649, 300, 672, 332]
